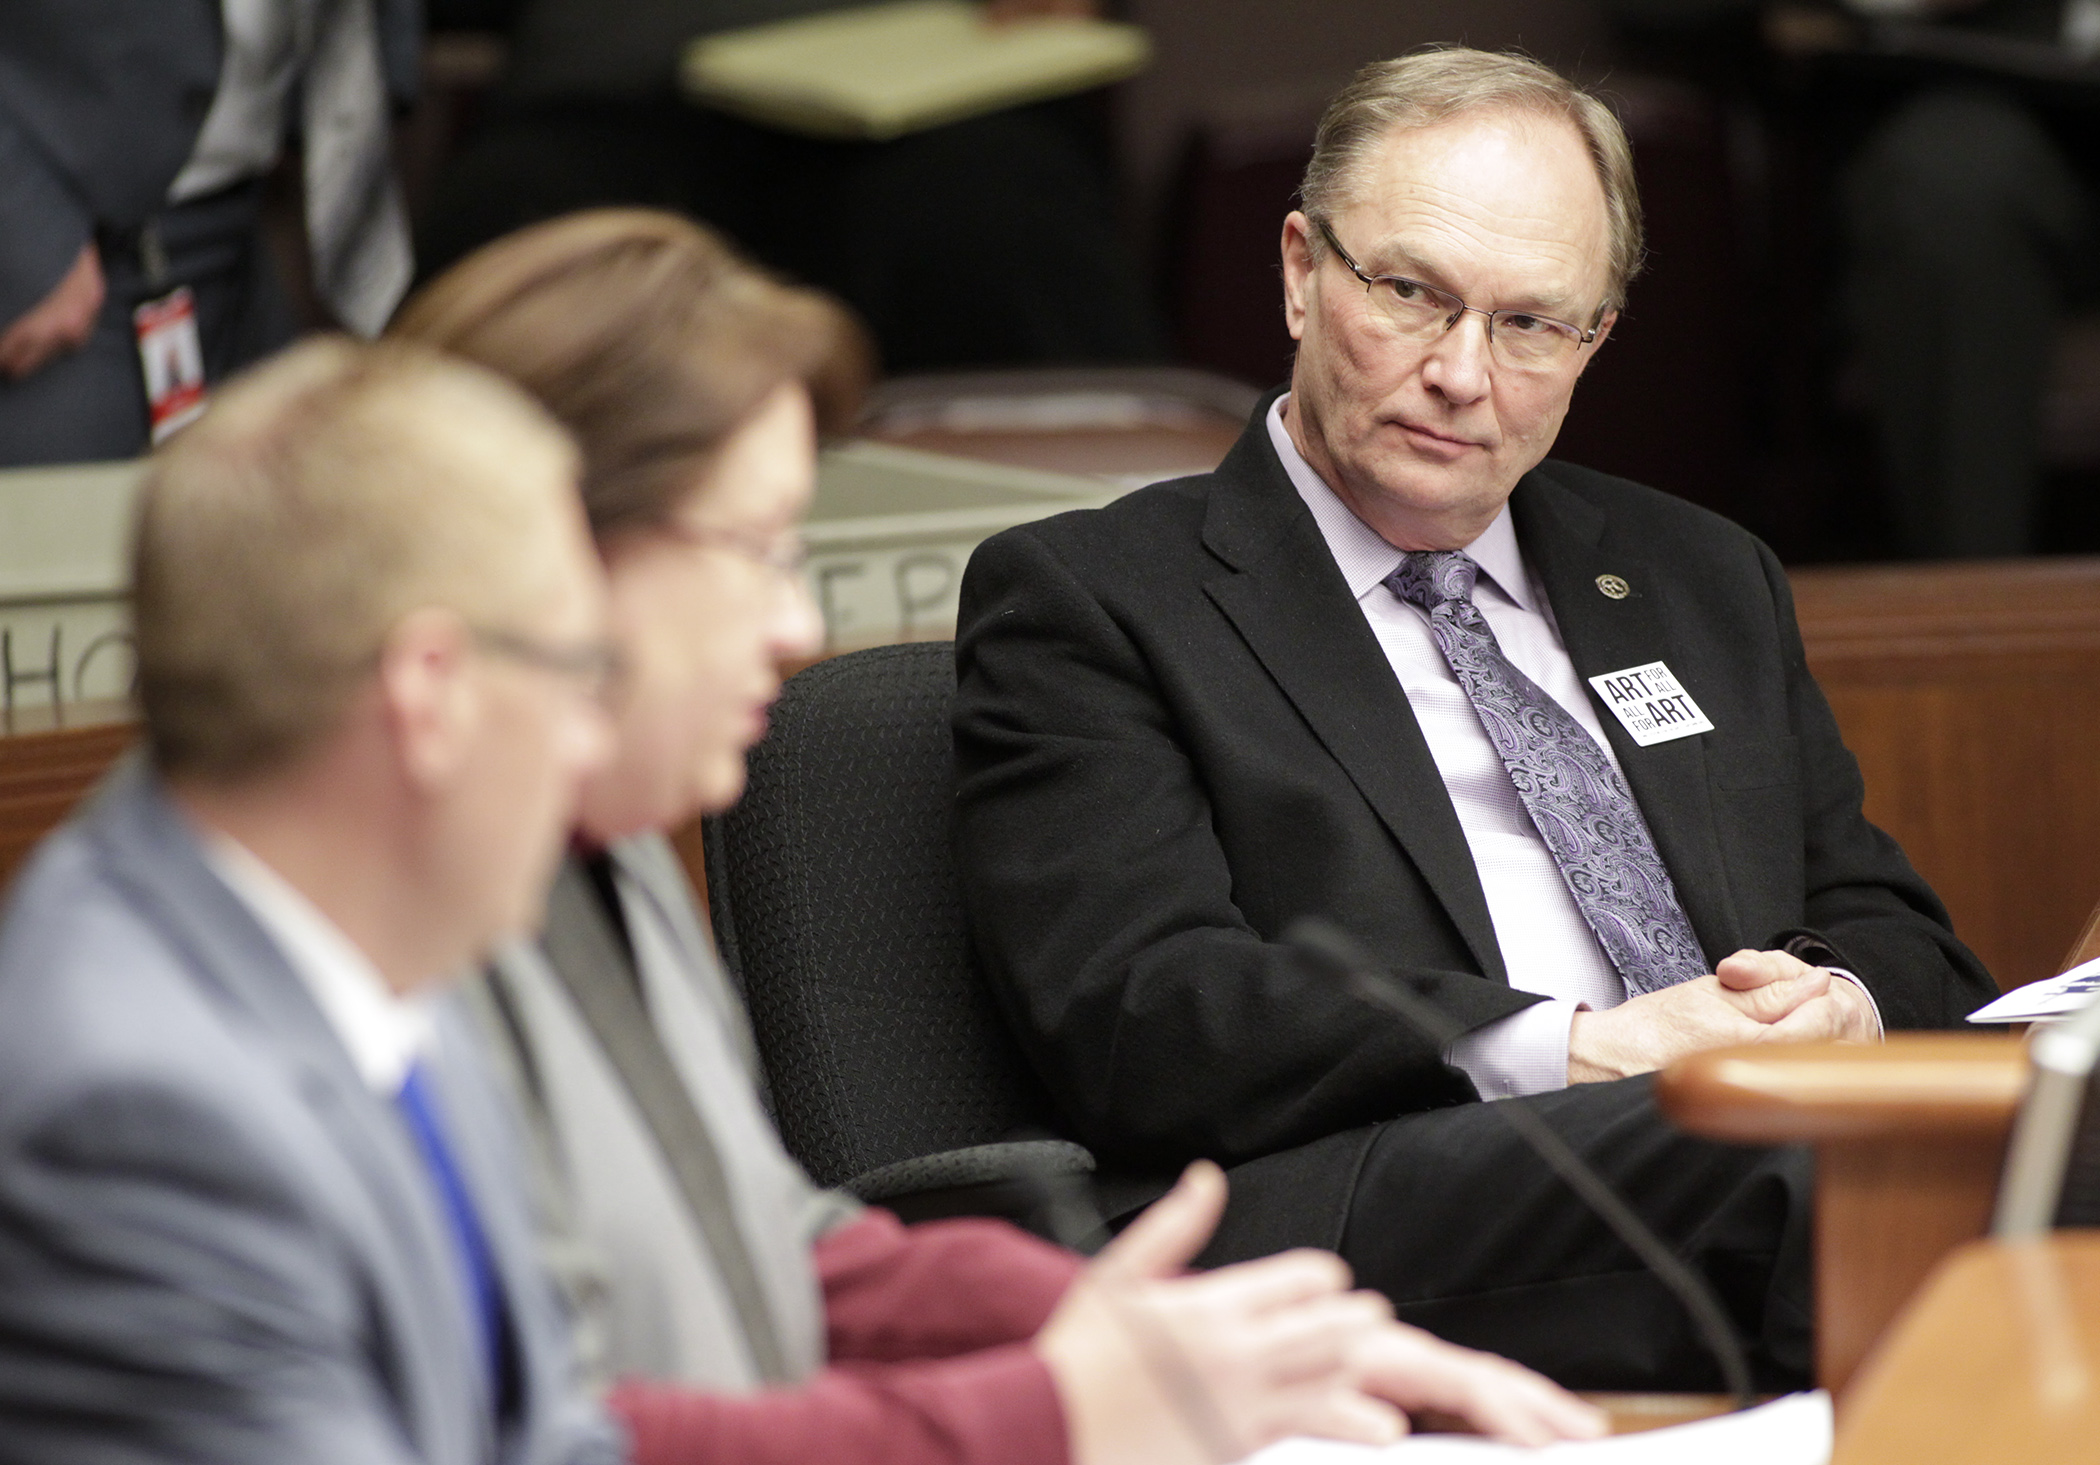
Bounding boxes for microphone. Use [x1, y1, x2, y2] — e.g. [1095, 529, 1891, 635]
[1285, 916, 1758, 1409]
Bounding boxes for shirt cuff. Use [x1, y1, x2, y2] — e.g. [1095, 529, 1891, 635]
[1827, 968, 1886, 1038]
[1444, 998, 1578, 1100]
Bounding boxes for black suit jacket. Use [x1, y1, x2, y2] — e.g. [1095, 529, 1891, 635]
[953, 402, 1996, 1173]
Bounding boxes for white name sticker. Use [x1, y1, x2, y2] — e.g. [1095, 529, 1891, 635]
[1586, 661, 1714, 746]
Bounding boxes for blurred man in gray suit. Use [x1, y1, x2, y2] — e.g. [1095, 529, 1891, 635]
[0, 337, 625, 1463]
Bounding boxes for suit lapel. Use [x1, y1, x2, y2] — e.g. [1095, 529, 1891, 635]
[1200, 421, 1506, 983]
[610, 836, 765, 1078]
[84, 760, 492, 1465]
[1512, 470, 1742, 962]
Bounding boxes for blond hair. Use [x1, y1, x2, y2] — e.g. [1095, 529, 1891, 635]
[133, 336, 579, 779]
[1301, 47, 1643, 311]
[391, 208, 872, 542]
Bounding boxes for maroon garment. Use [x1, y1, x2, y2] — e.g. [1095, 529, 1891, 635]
[611, 1210, 1085, 1465]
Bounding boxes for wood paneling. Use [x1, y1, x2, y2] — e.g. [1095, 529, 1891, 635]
[1793, 557, 2100, 991]
[0, 702, 131, 895]
[3, 556, 2094, 997]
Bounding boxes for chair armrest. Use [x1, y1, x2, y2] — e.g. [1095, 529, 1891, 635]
[845, 1140, 1105, 1249]
[844, 1139, 1096, 1203]
[1655, 1034, 2029, 1143]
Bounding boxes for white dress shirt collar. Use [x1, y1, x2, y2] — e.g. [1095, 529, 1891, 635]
[201, 832, 431, 1095]
[1265, 396, 1536, 612]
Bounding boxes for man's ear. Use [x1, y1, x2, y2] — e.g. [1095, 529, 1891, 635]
[376, 607, 477, 792]
[1281, 211, 1317, 344]
[1574, 310, 1617, 381]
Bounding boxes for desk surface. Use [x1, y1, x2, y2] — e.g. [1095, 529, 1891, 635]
[1835, 1234, 2100, 1463]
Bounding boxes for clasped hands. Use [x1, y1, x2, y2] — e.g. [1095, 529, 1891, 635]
[1034, 1160, 1605, 1465]
[1568, 947, 1880, 1085]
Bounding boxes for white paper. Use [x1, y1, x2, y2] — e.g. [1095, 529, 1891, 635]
[1967, 958, 2100, 1023]
[1241, 1390, 1830, 1465]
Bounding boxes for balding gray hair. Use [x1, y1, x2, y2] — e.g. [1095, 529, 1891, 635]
[1300, 47, 1644, 312]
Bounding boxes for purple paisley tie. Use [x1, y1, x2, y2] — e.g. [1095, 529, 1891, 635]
[1385, 551, 1707, 996]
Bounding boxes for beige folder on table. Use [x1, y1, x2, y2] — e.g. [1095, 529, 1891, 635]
[680, 0, 1151, 141]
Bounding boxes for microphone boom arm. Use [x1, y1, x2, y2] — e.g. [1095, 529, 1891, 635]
[1286, 917, 1759, 1409]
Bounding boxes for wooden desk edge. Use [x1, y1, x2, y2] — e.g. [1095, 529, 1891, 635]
[1832, 1234, 2100, 1462]
[1656, 1036, 2028, 1144]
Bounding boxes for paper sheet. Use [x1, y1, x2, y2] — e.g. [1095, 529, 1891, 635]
[1242, 1390, 1830, 1465]
[1967, 958, 2100, 1023]
[681, 0, 1151, 140]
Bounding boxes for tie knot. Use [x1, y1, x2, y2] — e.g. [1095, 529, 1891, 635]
[1386, 551, 1478, 613]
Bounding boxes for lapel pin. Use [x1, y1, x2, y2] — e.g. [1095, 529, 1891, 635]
[1595, 574, 1631, 600]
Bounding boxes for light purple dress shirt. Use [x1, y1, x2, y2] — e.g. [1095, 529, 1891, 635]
[1266, 398, 1622, 1098]
[1263, 398, 1877, 1099]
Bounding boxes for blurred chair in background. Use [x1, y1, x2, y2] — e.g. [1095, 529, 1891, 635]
[418, 0, 1168, 374]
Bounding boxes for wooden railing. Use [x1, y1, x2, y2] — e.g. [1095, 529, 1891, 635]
[4, 557, 2099, 998]
[1792, 557, 2100, 991]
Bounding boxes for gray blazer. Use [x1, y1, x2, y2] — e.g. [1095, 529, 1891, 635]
[0, 757, 621, 1465]
[482, 836, 854, 1392]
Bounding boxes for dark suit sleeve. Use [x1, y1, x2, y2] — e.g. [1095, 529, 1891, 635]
[955, 526, 1497, 1172]
[0, 105, 94, 328]
[1753, 542, 1998, 1026]
[0, 1077, 423, 1465]
[0, 1, 223, 323]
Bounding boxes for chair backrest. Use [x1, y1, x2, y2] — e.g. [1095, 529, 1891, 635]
[701, 642, 1064, 1189]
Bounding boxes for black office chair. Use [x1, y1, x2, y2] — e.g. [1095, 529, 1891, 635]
[702, 642, 1100, 1241]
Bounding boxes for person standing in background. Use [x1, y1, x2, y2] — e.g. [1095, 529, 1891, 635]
[0, 0, 421, 465]
[1604, 0, 2100, 557]
[1834, 0, 2100, 557]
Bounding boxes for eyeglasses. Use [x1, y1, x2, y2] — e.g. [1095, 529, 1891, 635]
[471, 626, 626, 707]
[657, 521, 809, 579]
[1313, 219, 1604, 372]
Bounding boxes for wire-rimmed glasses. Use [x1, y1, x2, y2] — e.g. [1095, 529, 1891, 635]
[1313, 218, 1605, 372]
[471, 625, 627, 708]
[656, 520, 810, 579]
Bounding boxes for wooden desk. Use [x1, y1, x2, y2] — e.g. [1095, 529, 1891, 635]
[1834, 1235, 2100, 1462]
[0, 701, 132, 893]
[1586, 1393, 1742, 1434]
[1658, 1035, 2030, 1396]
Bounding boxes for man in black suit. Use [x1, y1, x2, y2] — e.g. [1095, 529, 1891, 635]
[953, 47, 1997, 1390]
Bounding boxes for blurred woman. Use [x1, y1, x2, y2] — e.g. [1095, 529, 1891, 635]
[391, 208, 1603, 1465]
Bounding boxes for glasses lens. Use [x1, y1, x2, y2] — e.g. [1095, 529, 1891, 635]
[1490, 313, 1584, 370]
[768, 534, 810, 577]
[1368, 277, 1457, 338]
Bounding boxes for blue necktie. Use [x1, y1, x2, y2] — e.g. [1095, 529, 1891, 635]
[1385, 551, 1708, 996]
[395, 1060, 506, 1406]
